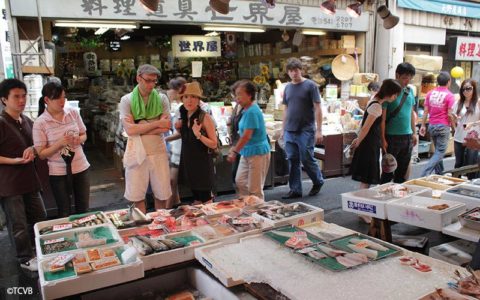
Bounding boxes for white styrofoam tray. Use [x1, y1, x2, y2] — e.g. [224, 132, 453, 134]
[341, 183, 430, 220]
[442, 222, 480, 243]
[251, 202, 324, 227]
[442, 183, 480, 209]
[386, 191, 466, 231]
[34, 211, 112, 237]
[39, 245, 144, 300]
[35, 224, 123, 260]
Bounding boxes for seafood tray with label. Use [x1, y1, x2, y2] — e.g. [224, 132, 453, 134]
[35, 212, 110, 236]
[443, 184, 480, 209]
[148, 205, 206, 220]
[128, 230, 207, 270]
[459, 207, 480, 231]
[252, 202, 324, 227]
[105, 206, 152, 229]
[119, 224, 167, 243]
[329, 233, 401, 261]
[405, 175, 466, 191]
[36, 225, 121, 259]
[342, 183, 429, 219]
[386, 191, 466, 231]
[38, 245, 143, 299]
[202, 200, 244, 216]
[263, 225, 324, 247]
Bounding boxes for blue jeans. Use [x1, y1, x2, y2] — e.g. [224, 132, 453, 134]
[284, 130, 324, 195]
[421, 124, 450, 176]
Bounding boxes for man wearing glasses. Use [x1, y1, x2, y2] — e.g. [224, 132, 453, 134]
[119, 64, 172, 213]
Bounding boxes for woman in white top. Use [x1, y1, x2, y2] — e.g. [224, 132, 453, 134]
[453, 79, 480, 178]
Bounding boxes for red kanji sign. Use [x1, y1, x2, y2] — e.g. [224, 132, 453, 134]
[456, 37, 480, 61]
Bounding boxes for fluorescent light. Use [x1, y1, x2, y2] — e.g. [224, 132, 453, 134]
[205, 31, 219, 37]
[94, 28, 109, 35]
[142, 25, 151, 29]
[54, 20, 137, 29]
[301, 29, 327, 36]
[120, 35, 131, 40]
[202, 25, 265, 33]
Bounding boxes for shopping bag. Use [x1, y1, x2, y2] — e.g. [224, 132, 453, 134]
[123, 135, 146, 168]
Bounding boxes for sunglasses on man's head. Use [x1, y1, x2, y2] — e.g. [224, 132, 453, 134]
[462, 86, 474, 92]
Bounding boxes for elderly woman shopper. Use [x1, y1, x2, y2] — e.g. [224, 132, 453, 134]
[178, 82, 217, 204]
[33, 82, 90, 217]
[227, 80, 271, 200]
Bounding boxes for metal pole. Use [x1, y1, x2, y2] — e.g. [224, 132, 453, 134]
[5, 0, 22, 79]
[35, 0, 47, 67]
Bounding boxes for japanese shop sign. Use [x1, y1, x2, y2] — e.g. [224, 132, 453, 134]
[455, 37, 480, 61]
[398, 0, 480, 20]
[10, 0, 369, 32]
[172, 35, 221, 57]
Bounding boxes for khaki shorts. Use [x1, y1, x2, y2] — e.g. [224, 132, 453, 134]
[124, 153, 172, 202]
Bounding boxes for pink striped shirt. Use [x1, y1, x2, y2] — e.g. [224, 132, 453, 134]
[33, 107, 90, 176]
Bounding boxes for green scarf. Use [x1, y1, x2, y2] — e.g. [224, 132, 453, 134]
[131, 85, 163, 120]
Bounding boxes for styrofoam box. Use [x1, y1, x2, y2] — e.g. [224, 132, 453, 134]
[405, 175, 467, 191]
[195, 235, 265, 288]
[192, 222, 272, 246]
[386, 190, 466, 231]
[35, 224, 123, 260]
[251, 202, 324, 227]
[81, 267, 241, 300]
[39, 245, 144, 300]
[34, 212, 112, 237]
[341, 183, 430, 220]
[429, 239, 475, 266]
[442, 183, 480, 209]
[20, 40, 40, 66]
[134, 230, 211, 271]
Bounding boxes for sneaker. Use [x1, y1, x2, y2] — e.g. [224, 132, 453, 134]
[281, 191, 302, 199]
[308, 183, 324, 196]
[21, 257, 38, 272]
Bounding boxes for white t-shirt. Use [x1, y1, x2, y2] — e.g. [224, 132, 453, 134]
[453, 100, 480, 143]
[366, 100, 382, 118]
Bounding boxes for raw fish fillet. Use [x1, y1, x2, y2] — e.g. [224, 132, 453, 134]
[307, 250, 328, 260]
[349, 238, 388, 251]
[347, 244, 378, 259]
[336, 253, 368, 267]
[316, 244, 347, 257]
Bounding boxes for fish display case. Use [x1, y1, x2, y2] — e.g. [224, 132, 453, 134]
[34, 211, 112, 236]
[35, 224, 123, 260]
[341, 183, 429, 219]
[38, 244, 144, 300]
[104, 208, 152, 229]
[251, 202, 324, 227]
[442, 183, 480, 209]
[459, 207, 480, 231]
[404, 175, 467, 191]
[386, 190, 466, 231]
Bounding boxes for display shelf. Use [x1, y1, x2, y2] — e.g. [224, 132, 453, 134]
[22, 65, 54, 74]
[238, 48, 363, 63]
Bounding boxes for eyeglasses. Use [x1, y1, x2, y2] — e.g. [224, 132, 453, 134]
[140, 76, 158, 84]
[462, 86, 474, 92]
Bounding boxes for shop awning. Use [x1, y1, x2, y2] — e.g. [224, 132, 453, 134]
[398, 0, 480, 19]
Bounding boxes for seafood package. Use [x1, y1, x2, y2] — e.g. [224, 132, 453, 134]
[448, 187, 480, 200]
[106, 206, 152, 229]
[39, 225, 120, 257]
[459, 207, 480, 231]
[329, 234, 400, 261]
[128, 233, 203, 256]
[202, 200, 244, 215]
[264, 225, 323, 246]
[37, 212, 109, 235]
[119, 224, 167, 243]
[298, 244, 369, 271]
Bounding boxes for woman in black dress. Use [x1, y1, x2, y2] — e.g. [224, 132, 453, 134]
[178, 82, 218, 204]
[350, 79, 402, 189]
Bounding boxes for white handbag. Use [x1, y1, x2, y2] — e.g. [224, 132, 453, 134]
[123, 135, 146, 168]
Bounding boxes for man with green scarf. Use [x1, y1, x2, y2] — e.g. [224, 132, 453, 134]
[119, 64, 171, 213]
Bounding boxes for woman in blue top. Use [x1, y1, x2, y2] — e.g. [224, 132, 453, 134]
[227, 80, 271, 199]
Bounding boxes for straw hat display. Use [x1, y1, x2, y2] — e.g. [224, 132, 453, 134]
[209, 0, 230, 15]
[332, 54, 358, 81]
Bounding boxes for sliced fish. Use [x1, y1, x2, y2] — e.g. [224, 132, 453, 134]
[347, 244, 378, 259]
[136, 235, 169, 252]
[349, 238, 388, 251]
[307, 250, 328, 260]
[336, 253, 368, 267]
[316, 244, 347, 257]
[161, 239, 183, 250]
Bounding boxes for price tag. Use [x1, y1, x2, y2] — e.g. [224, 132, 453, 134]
[44, 237, 65, 245]
[53, 223, 73, 232]
[232, 217, 256, 225]
[148, 224, 164, 230]
[78, 214, 97, 224]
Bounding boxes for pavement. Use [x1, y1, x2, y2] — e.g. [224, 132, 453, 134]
[0, 147, 463, 299]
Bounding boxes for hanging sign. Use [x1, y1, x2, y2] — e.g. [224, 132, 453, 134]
[455, 37, 480, 61]
[172, 35, 221, 58]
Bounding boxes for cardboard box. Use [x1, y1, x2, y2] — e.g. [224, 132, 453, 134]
[340, 35, 355, 48]
[386, 190, 466, 231]
[20, 40, 40, 66]
[404, 55, 443, 72]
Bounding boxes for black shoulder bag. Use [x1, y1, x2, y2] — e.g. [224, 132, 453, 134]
[386, 87, 411, 124]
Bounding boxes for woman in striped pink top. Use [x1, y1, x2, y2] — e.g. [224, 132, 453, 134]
[33, 82, 90, 217]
